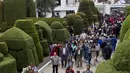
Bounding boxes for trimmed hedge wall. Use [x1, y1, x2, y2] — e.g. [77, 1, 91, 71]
[40, 40, 49, 57]
[35, 21, 52, 42]
[51, 21, 63, 29]
[0, 54, 18, 73]
[0, 53, 4, 62]
[27, 18, 65, 26]
[0, 27, 39, 70]
[3, 0, 36, 27]
[14, 19, 43, 62]
[119, 15, 130, 42]
[0, 21, 8, 32]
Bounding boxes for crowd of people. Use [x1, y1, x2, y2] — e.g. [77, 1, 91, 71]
[50, 12, 124, 73]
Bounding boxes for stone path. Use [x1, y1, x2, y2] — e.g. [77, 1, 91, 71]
[42, 56, 104, 73]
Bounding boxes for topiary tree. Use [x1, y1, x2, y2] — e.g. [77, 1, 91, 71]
[51, 21, 69, 43]
[119, 15, 130, 42]
[77, 12, 89, 28]
[125, 6, 130, 17]
[0, 53, 3, 62]
[73, 18, 84, 35]
[0, 27, 39, 70]
[62, 21, 68, 28]
[0, 1, 2, 23]
[3, 0, 36, 28]
[0, 42, 8, 55]
[78, 0, 93, 25]
[14, 19, 43, 62]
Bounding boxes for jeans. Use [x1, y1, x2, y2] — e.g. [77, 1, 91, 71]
[53, 65, 58, 73]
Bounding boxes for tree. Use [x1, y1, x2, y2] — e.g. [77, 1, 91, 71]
[37, 0, 57, 17]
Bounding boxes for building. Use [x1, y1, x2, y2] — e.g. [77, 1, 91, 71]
[46, 0, 130, 17]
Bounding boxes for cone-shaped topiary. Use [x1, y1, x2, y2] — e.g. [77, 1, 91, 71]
[14, 19, 43, 62]
[78, 0, 93, 25]
[51, 21, 63, 29]
[64, 13, 81, 26]
[35, 21, 52, 42]
[125, 6, 130, 17]
[0, 42, 8, 55]
[120, 15, 130, 42]
[73, 18, 84, 35]
[0, 27, 39, 70]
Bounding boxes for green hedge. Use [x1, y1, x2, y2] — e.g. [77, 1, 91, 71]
[73, 18, 84, 35]
[0, 27, 39, 70]
[51, 21, 63, 29]
[14, 19, 43, 62]
[0, 42, 8, 55]
[3, 0, 36, 27]
[0, 21, 8, 32]
[125, 6, 130, 17]
[0, 54, 18, 73]
[96, 60, 129, 73]
[0, 1, 2, 23]
[78, 0, 93, 25]
[62, 21, 68, 28]
[27, 18, 65, 26]
[40, 40, 49, 57]
[64, 13, 81, 26]
[0, 53, 4, 62]
[120, 15, 130, 42]
[35, 21, 52, 42]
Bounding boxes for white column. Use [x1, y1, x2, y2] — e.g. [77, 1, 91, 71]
[61, 0, 66, 7]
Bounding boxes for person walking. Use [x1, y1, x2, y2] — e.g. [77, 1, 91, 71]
[60, 45, 69, 68]
[66, 65, 75, 73]
[103, 43, 112, 60]
[51, 52, 60, 73]
[82, 65, 93, 73]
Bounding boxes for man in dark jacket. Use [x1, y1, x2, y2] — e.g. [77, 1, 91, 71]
[103, 43, 112, 60]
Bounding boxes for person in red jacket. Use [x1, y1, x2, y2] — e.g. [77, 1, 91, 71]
[66, 66, 75, 73]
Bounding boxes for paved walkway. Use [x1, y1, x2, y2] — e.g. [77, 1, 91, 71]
[42, 56, 104, 73]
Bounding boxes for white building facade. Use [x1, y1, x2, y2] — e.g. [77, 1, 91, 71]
[46, 0, 130, 18]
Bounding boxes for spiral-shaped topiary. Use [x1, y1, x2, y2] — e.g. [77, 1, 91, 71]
[51, 21, 63, 29]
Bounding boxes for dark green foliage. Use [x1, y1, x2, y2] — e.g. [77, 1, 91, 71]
[51, 21, 63, 29]
[93, 14, 98, 22]
[64, 13, 81, 26]
[27, 17, 65, 26]
[0, 53, 4, 62]
[0, 54, 18, 73]
[73, 19, 84, 35]
[0, 1, 2, 23]
[113, 39, 130, 72]
[35, 21, 52, 42]
[0, 21, 8, 32]
[62, 21, 68, 28]
[76, 12, 89, 28]
[14, 19, 43, 62]
[0, 27, 39, 70]
[119, 15, 130, 42]
[3, 0, 36, 27]
[125, 6, 130, 17]
[96, 60, 129, 73]
[40, 40, 49, 57]
[78, 0, 93, 25]
[52, 28, 69, 43]
[0, 42, 8, 55]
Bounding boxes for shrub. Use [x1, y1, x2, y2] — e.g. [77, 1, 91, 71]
[0, 1, 2, 23]
[0, 21, 8, 32]
[73, 18, 84, 35]
[125, 6, 130, 17]
[119, 15, 130, 42]
[14, 19, 43, 62]
[62, 21, 68, 28]
[93, 14, 98, 22]
[0, 53, 4, 62]
[0, 42, 8, 55]
[35, 21, 52, 42]
[113, 39, 130, 72]
[96, 60, 129, 73]
[78, 0, 93, 25]
[27, 18, 65, 26]
[64, 13, 81, 26]
[0, 27, 39, 70]
[51, 21, 63, 29]
[40, 40, 49, 57]
[0, 54, 18, 73]
[3, 0, 36, 27]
